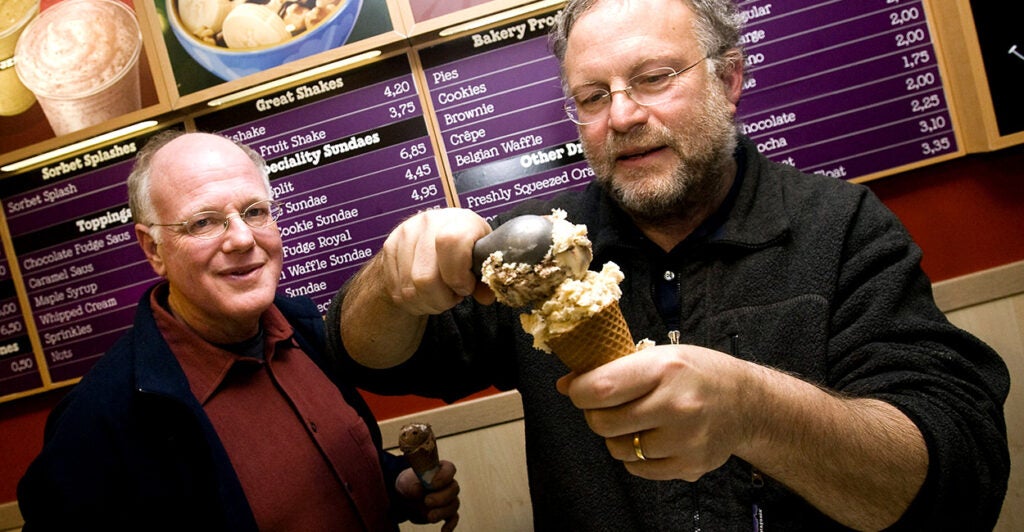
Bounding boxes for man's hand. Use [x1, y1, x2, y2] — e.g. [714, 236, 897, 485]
[376, 208, 494, 315]
[556, 344, 754, 480]
[340, 208, 493, 368]
[396, 460, 460, 531]
[555, 344, 927, 530]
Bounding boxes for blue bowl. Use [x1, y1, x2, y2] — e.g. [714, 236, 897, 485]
[169, 0, 363, 81]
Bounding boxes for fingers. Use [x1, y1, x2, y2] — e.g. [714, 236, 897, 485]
[441, 513, 460, 532]
[435, 209, 491, 296]
[380, 209, 489, 315]
[606, 430, 721, 482]
[564, 350, 662, 409]
[396, 461, 461, 527]
[424, 461, 461, 527]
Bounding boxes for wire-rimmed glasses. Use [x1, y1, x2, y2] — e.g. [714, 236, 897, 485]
[563, 57, 707, 125]
[148, 199, 283, 239]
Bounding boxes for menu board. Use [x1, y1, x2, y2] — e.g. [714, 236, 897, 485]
[0, 131, 169, 385]
[0, 0, 973, 400]
[0, 244, 40, 399]
[418, 0, 961, 205]
[735, 0, 960, 178]
[194, 53, 448, 313]
[417, 9, 589, 221]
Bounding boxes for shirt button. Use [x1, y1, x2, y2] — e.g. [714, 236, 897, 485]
[663, 270, 676, 281]
[309, 421, 318, 433]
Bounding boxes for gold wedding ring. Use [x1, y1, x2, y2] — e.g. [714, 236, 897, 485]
[632, 431, 647, 461]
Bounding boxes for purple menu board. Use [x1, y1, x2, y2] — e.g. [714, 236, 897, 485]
[417, 10, 590, 222]
[421, 0, 959, 203]
[735, 0, 958, 177]
[0, 245, 41, 399]
[0, 132, 170, 384]
[194, 53, 448, 314]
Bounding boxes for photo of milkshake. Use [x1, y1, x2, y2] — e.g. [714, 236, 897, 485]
[14, 0, 143, 136]
[0, 0, 38, 116]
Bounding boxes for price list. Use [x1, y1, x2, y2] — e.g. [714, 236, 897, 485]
[417, 10, 592, 221]
[0, 244, 40, 398]
[735, 0, 959, 179]
[0, 136, 163, 384]
[194, 54, 448, 314]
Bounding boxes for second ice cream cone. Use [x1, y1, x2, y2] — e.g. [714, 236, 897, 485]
[399, 423, 440, 488]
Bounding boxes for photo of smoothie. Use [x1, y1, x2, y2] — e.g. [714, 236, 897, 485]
[0, 0, 38, 116]
[14, 0, 143, 137]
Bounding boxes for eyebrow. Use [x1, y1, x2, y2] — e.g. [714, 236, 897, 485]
[570, 57, 684, 89]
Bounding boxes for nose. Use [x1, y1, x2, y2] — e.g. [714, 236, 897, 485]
[606, 89, 648, 132]
[221, 214, 256, 251]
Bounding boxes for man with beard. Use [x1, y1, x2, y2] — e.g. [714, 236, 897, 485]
[327, 0, 1009, 530]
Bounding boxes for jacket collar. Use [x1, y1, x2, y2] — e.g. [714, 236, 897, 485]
[131, 283, 197, 400]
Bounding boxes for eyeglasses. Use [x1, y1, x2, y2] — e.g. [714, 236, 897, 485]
[149, 199, 283, 239]
[563, 57, 707, 125]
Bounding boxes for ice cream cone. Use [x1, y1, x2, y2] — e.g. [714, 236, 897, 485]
[547, 300, 635, 373]
[399, 423, 440, 487]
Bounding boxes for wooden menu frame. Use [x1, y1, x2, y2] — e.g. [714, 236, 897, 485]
[928, 0, 1024, 152]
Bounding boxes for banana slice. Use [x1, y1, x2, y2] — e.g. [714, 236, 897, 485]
[221, 3, 291, 49]
[177, 0, 233, 35]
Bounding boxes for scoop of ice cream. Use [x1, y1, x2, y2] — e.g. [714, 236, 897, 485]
[398, 423, 436, 454]
[481, 209, 592, 308]
[221, 3, 292, 48]
[520, 261, 624, 353]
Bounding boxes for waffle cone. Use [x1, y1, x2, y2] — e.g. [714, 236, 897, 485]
[547, 300, 635, 373]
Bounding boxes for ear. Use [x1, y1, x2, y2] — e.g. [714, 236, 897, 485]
[718, 48, 745, 107]
[135, 223, 167, 277]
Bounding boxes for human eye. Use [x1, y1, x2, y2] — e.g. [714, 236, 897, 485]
[242, 200, 279, 226]
[243, 204, 269, 220]
[633, 68, 675, 92]
[186, 212, 224, 236]
[574, 88, 609, 110]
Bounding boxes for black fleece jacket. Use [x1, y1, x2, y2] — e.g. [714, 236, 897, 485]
[328, 136, 1009, 530]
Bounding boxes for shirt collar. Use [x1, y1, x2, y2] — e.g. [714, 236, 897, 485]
[150, 284, 297, 405]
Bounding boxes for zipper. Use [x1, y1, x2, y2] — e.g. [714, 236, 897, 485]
[752, 467, 765, 531]
[668, 329, 681, 345]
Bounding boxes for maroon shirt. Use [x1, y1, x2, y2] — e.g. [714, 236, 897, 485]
[151, 286, 393, 530]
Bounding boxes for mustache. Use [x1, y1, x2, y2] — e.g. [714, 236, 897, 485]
[602, 125, 672, 156]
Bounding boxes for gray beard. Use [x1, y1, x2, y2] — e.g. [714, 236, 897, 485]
[589, 83, 739, 227]
[607, 132, 735, 227]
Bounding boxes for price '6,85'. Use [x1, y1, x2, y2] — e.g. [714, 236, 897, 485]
[400, 143, 428, 160]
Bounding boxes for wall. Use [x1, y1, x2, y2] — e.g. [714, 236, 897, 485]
[1, 141, 1022, 515]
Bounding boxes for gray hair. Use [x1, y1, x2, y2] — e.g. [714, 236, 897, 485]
[126, 130, 272, 239]
[550, 0, 744, 75]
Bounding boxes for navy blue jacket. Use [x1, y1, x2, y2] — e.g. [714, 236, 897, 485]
[18, 287, 408, 531]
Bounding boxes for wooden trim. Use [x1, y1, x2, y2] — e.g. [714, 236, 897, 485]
[0, 500, 21, 531]
[378, 390, 523, 449]
[932, 260, 1024, 312]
